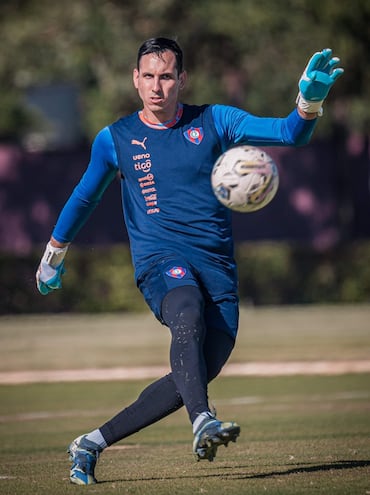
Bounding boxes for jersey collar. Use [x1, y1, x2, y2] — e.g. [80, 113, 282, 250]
[138, 103, 183, 129]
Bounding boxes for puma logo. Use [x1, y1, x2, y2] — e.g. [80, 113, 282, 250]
[131, 137, 148, 150]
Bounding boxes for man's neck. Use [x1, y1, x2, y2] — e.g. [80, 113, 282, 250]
[139, 104, 183, 129]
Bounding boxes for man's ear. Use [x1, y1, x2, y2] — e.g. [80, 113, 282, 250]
[133, 68, 139, 89]
[179, 70, 187, 90]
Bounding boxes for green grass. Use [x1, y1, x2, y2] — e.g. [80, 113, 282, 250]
[0, 306, 369, 494]
[0, 375, 369, 494]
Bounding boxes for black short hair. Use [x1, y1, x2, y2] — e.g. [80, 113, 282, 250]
[137, 37, 184, 74]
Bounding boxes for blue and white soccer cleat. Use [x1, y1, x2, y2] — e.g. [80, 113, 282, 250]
[68, 435, 103, 485]
[193, 415, 240, 462]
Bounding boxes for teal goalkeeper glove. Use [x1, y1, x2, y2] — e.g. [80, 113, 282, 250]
[36, 242, 68, 295]
[297, 48, 344, 115]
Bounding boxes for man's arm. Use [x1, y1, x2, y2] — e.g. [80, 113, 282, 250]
[213, 48, 343, 149]
[36, 127, 118, 295]
[213, 105, 318, 149]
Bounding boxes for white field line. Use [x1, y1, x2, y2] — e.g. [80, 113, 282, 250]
[0, 360, 370, 385]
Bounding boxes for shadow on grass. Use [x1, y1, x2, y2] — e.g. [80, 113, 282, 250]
[235, 459, 370, 480]
[101, 459, 370, 484]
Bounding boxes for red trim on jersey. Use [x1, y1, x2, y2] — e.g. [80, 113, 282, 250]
[138, 104, 183, 129]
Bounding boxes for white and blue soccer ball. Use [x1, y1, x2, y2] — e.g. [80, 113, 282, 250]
[211, 145, 279, 212]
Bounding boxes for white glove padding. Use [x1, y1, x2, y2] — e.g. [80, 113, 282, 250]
[297, 48, 344, 115]
[36, 242, 68, 295]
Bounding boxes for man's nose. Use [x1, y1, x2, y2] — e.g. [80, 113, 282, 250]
[152, 76, 161, 92]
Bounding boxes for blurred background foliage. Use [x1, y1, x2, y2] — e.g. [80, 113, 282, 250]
[0, 0, 369, 143]
[1, 241, 370, 314]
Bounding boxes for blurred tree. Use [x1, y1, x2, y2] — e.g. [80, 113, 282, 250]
[0, 0, 368, 143]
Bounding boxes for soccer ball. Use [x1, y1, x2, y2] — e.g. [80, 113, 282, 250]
[211, 145, 279, 212]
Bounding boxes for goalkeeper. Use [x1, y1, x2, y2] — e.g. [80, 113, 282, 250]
[36, 37, 343, 485]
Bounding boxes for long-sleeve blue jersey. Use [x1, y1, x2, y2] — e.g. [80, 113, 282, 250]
[52, 104, 316, 279]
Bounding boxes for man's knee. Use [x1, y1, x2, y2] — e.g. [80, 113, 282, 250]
[161, 286, 204, 328]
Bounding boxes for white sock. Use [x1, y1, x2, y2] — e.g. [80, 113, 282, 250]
[85, 429, 108, 449]
[192, 411, 214, 434]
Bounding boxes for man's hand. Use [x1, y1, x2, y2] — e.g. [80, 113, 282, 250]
[36, 241, 68, 295]
[297, 48, 344, 115]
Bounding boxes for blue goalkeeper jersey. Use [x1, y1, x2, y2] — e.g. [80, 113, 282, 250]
[52, 104, 316, 279]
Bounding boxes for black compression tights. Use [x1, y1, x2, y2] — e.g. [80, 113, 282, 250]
[100, 286, 235, 446]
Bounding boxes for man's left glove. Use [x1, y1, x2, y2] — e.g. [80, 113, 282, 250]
[297, 48, 344, 115]
[36, 242, 68, 295]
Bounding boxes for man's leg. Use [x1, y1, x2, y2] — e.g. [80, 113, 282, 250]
[96, 309, 236, 446]
[96, 296, 236, 447]
[161, 286, 240, 461]
[97, 285, 206, 447]
[68, 287, 239, 483]
[99, 373, 183, 445]
[161, 285, 210, 422]
[68, 373, 183, 485]
[204, 325, 235, 382]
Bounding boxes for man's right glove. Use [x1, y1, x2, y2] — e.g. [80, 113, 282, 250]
[36, 242, 68, 295]
[296, 48, 344, 115]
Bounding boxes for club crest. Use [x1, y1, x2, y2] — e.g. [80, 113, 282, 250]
[184, 127, 204, 145]
[165, 266, 187, 279]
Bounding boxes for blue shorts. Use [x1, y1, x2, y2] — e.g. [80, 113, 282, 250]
[137, 254, 239, 339]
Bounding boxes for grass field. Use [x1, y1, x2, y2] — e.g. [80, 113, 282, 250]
[0, 305, 369, 494]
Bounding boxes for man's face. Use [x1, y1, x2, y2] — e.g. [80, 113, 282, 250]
[133, 50, 186, 123]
